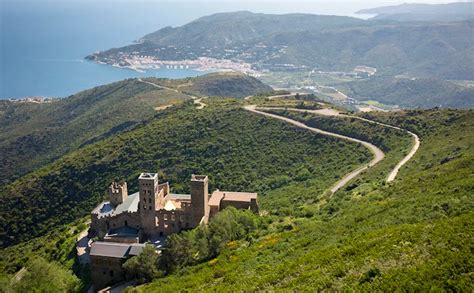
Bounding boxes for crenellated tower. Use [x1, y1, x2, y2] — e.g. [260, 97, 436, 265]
[108, 181, 128, 206]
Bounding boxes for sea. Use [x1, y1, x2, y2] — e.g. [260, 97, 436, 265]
[0, 1, 394, 99]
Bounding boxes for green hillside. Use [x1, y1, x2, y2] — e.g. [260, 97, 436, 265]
[133, 108, 473, 291]
[0, 98, 370, 248]
[336, 76, 474, 109]
[141, 12, 364, 47]
[1, 95, 472, 291]
[0, 73, 270, 185]
[143, 72, 273, 98]
[0, 79, 188, 185]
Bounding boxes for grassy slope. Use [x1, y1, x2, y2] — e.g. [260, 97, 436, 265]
[135, 109, 473, 291]
[0, 98, 369, 248]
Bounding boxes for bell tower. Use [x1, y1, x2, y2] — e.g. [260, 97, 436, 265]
[139, 173, 159, 235]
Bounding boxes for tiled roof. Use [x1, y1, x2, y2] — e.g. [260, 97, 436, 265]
[212, 191, 257, 204]
[90, 242, 131, 258]
[90, 242, 147, 258]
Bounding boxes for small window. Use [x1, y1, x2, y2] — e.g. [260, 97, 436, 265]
[125, 220, 128, 226]
[149, 205, 152, 210]
[164, 214, 168, 220]
[110, 270, 114, 277]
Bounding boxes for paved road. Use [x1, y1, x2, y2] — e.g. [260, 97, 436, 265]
[138, 78, 207, 109]
[244, 105, 385, 193]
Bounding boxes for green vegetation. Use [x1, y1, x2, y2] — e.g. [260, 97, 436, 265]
[145, 72, 273, 98]
[1, 257, 80, 292]
[0, 98, 369, 248]
[123, 207, 261, 285]
[1, 73, 472, 290]
[123, 245, 161, 284]
[0, 73, 271, 185]
[128, 108, 473, 291]
[0, 79, 189, 185]
[336, 76, 474, 109]
[263, 108, 414, 185]
[95, 11, 473, 81]
[159, 207, 260, 273]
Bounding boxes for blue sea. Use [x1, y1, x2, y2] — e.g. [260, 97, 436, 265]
[0, 1, 387, 99]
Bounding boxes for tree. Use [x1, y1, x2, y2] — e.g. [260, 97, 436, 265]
[123, 245, 161, 284]
[11, 257, 79, 292]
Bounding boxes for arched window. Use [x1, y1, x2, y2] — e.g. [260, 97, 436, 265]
[125, 220, 128, 226]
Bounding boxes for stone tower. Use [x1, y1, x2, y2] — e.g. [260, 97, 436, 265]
[139, 173, 159, 235]
[108, 182, 128, 206]
[190, 174, 209, 226]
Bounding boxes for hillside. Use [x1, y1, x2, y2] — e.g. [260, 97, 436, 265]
[357, 2, 474, 22]
[0, 98, 371, 248]
[0, 73, 270, 185]
[336, 77, 474, 109]
[1, 92, 472, 290]
[143, 72, 273, 98]
[141, 12, 365, 47]
[133, 108, 473, 291]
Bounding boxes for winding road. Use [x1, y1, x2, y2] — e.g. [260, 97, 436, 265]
[136, 79, 419, 191]
[244, 105, 384, 193]
[244, 104, 420, 193]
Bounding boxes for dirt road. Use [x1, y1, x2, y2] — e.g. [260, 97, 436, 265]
[244, 105, 385, 193]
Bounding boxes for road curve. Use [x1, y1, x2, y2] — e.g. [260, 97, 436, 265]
[254, 106, 420, 183]
[338, 115, 420, 182]
[244, 105, 385, 193]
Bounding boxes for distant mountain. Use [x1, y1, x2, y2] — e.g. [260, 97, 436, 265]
[0, 73, 271, 185]
[357, 2, 474, 22]
[90, 12, 474, 80]
[141, 11, 365, 47]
